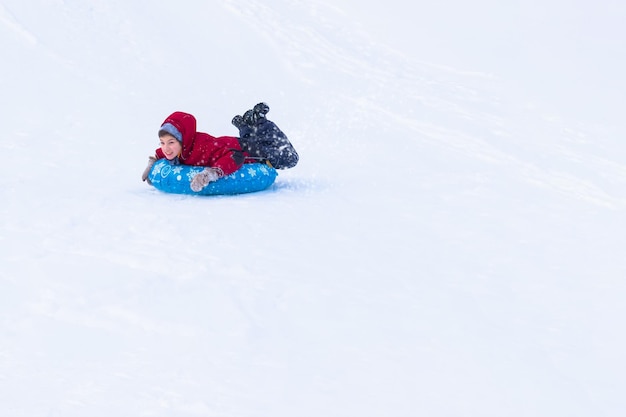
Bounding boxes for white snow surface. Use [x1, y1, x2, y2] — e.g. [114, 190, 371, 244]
[2, 1, 626, 416]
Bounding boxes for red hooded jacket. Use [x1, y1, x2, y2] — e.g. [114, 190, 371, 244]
[155, 111, 244, 176]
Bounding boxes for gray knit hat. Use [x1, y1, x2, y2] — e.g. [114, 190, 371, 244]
[159, 122, 183, 142]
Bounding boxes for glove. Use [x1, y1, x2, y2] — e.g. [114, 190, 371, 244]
[141, 156, 157, 184]
[190, 167, 222, 192]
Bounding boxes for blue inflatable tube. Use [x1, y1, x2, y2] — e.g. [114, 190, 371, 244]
[148, 159, 277, 195]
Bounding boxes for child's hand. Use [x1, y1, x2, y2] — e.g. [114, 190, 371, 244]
[190, 167, 222, 192]
[141, 156, 157, 184]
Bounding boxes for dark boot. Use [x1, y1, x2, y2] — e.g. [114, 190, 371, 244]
[231, 115, 245, 130]
[253, 102, 269, 120]
[242, 109, 255, 127]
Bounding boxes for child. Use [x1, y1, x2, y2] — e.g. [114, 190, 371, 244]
[142, 103, 298, 192]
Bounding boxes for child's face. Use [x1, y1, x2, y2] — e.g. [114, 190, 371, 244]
[159, 134, 182, 160]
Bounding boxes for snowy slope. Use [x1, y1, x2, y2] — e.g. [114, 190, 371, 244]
[2, 1, 626, 416]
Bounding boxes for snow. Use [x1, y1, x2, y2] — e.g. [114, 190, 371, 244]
[2, 0, 626, 416]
